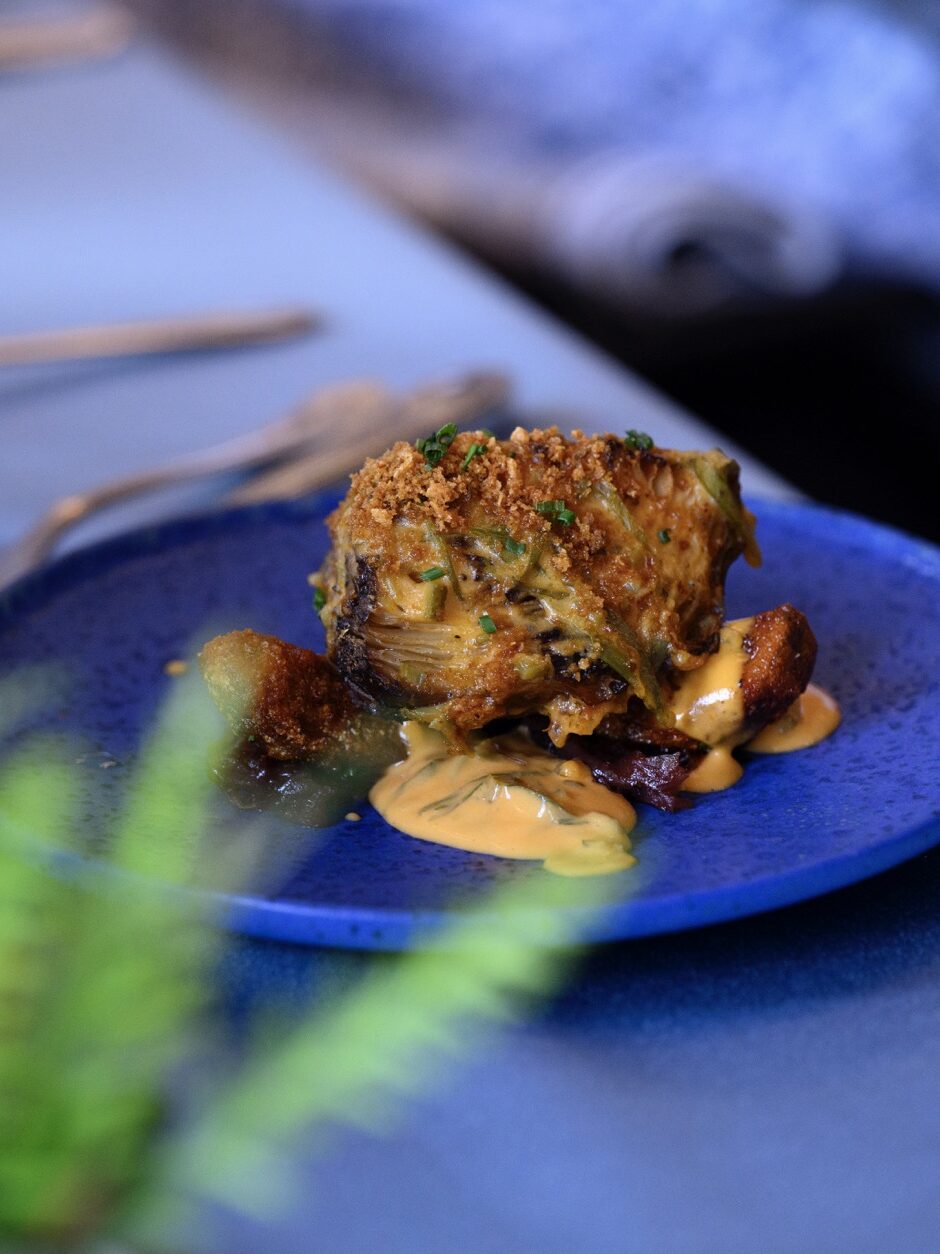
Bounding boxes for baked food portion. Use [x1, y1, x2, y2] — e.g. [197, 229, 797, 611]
[200, 426, 833, 829]
[317, 426, 760, 744]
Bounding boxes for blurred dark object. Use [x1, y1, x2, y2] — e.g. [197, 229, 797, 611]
[128, 0, 940, 543]
[506, 266, 940, 545]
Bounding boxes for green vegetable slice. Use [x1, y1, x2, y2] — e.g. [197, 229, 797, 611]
[691, 457, 761, 565]
[425, 525, 463, 600]
[461, 442, 487, 470]
[591, 481, 649, 564]
[535, 500, 575, 527]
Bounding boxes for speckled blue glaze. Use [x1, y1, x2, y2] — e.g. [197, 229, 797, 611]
[1, 494, 939, 950]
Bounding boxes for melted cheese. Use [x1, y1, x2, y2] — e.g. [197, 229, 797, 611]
[370, 722, 636, 876]
[746, 684, 841, 753]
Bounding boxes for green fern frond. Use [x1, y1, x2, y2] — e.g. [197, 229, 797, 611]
[0, 678, 229, 1246]
[136, 875, 608, 1230]
[0, 669, 623, 1250]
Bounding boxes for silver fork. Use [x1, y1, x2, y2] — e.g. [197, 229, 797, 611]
[0, 371, 510, 590]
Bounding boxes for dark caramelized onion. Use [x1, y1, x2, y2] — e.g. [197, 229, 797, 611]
[526, 718, 704, 812]
[559, 739, 703, 812]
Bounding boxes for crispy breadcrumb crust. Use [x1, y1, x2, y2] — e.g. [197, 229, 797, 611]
[331, 426, 739, 581]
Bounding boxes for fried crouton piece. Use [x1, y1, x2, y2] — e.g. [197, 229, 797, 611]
[199, 629, 354, 759]
[742, 605, 817, 735]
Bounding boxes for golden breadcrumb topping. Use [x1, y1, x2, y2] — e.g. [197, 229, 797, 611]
[331, 427, 629, 562]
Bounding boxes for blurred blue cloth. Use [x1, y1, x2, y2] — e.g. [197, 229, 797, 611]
[193, 0, 940, 314]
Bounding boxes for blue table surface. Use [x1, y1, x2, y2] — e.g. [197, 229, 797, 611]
[2, 9, 938, 1252]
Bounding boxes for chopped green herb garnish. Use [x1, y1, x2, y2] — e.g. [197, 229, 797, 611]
[535, 499, 575, 526]
[416, 422, 459, 468]
[481, 428, 495, 439]
[478, 613, 497, 634]
[461, 442, 487, 470]
[312, 586, 326, 611]
[657, 529, 671, 544]
[418, 566, 446, 582]
[424, 580, 446, 620]
[503, 535, 526, 557]
[426, 523, 462, 601]
[624, 429, 654, 451]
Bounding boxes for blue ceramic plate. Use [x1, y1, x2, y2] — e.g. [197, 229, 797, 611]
[1, 493, 939, 949]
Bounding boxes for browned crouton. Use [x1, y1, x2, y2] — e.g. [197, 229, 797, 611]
[199, 629, 354, 759]
[742, 605, 817, 735]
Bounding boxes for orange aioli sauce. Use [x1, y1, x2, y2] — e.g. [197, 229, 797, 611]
[370, 722, 636, 876]
[669, 618, 841, 792]
[670, 618, 752, 792]
[747, 684, 841, 753]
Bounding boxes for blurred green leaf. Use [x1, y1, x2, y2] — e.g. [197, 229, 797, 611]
[0, 669, 622, 1251]
[138, 876, 606, 1232]
[0, 677, 227, 1246]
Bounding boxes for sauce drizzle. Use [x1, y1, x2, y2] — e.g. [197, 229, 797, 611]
[370, 622, 841, 871]
[747, 684, 841, 754]
[370, 723, 636, 876]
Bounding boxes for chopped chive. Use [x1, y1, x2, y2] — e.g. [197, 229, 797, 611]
[461, 441, 487, 470]
[478, 613, 497, 634]
[312, 586, 326, 611]
[481, 428, 495, 439]
[418, 565, 446, 581]
[536, 499, 575, 526]
[657, 529, 671, 544]
[624, 429, 654, 451]
[416, 422, 459, 468]
[424, 580, 446, 620]
[503, 535, 526, 557]
[426, 523, 462, 601]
